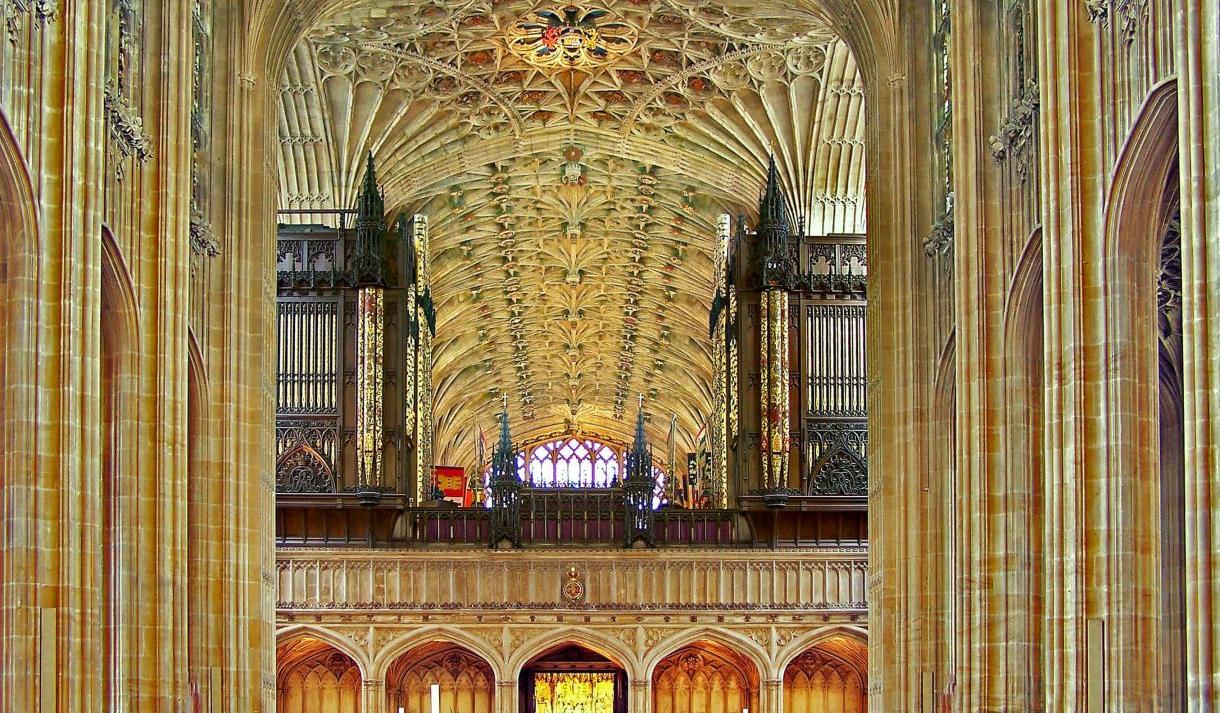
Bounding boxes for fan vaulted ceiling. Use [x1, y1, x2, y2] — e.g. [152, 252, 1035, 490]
[277, 0, 865, 472]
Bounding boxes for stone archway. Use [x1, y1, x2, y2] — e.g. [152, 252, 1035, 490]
[651, 641, 759, 713]
[0, 103, 39, 713]
[100, 227, 140, 711]
[277, 637, 365, 713]
[518, 643, 629, 713]
[385, 643, 496, 713]
[1099, 78, 1182, 706]
[231, 1, 928, 708]
[781, 637, 866, 713]
[1001, 227, 1044, 706]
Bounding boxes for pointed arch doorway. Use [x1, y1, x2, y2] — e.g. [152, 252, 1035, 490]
[519, 644, 628, 713]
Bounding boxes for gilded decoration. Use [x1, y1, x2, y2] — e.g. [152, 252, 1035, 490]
[355, 287, 386, 488]
[505, 6, 637, 70]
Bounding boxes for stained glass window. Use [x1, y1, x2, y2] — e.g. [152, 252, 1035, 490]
[482, 436, 668, 501]
[527, 438, 621, 488]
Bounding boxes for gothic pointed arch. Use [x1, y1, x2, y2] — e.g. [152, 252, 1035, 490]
[372, 626, 505, 681]
[805, 442, 868, 496]
[508, 632, 637, 682]
[276, 632, 365, 713]
[0, 103, 40, 711]
[781, 637, 866, 713]
[1001, 226, 1045, 705]
[642, 628, 768, 682]
[384, 641, 497, 713]
[1099, 77, 1182, 702]
[650, 639, 761, 713]
[774, 626, 868, 675]
[100, 226, 141, 710]
[277, 625, 373, 678]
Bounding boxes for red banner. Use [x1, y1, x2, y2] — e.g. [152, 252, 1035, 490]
[434, 465, 467, 505]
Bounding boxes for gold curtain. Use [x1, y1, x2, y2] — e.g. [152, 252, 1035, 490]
[534, 672, 615, 713]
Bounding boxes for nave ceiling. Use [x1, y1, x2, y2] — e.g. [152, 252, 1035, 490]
[276, 0, 866, 470]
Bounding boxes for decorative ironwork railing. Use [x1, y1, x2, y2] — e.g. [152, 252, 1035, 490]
[275, 489, 867, 549]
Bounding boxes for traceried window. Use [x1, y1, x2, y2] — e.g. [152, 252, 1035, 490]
[483, 436, 668, 501]
[527, 438, 621, 488]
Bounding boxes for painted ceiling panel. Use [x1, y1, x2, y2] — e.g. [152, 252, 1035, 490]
[277, 0, 866, 473]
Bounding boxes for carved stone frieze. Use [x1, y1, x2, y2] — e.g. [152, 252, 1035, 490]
[644, 628, 681, 648]
[740, 627, 771, 649]
[1084, 0, 1109, 22]
[611, 626, 638, 650]
[775, 628, 800, 648]
[339, 626, 371, 648]
[1085, 0, 1147, 43]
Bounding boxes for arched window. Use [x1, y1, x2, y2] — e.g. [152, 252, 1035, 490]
[528, 438, 621, 488]
[484, 435, 668, 500]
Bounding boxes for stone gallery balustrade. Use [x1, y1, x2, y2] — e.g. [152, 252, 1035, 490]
[276, 549, 869, 713]
[276, 550, 867, 613]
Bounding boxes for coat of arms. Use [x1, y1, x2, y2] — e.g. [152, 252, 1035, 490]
[507, 5, 637, 70]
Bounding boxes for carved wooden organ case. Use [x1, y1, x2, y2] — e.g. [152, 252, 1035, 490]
[711, 162, 867, 505]
[274, 158, 434, 501]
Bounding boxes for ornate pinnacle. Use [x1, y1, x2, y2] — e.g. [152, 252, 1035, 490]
[356, 152, 383, 224]
[633, 395, 647, 451]
[756, 155, 797, 289]
[488, 391, 522, 547]
[626, 396, 653, 487]
[351, 152, 387, 285]
[497, 407, 512, 459]
[758, 154, 789, 238]
[488, 396, 519, 486]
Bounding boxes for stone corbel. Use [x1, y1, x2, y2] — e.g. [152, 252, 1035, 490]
[1084, 0, 1109, 22]
[190, 200, 220, 259]
[989, 80, 1040, 163]
[922, 208, 954, 258]
[104, 83, 152, 179]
